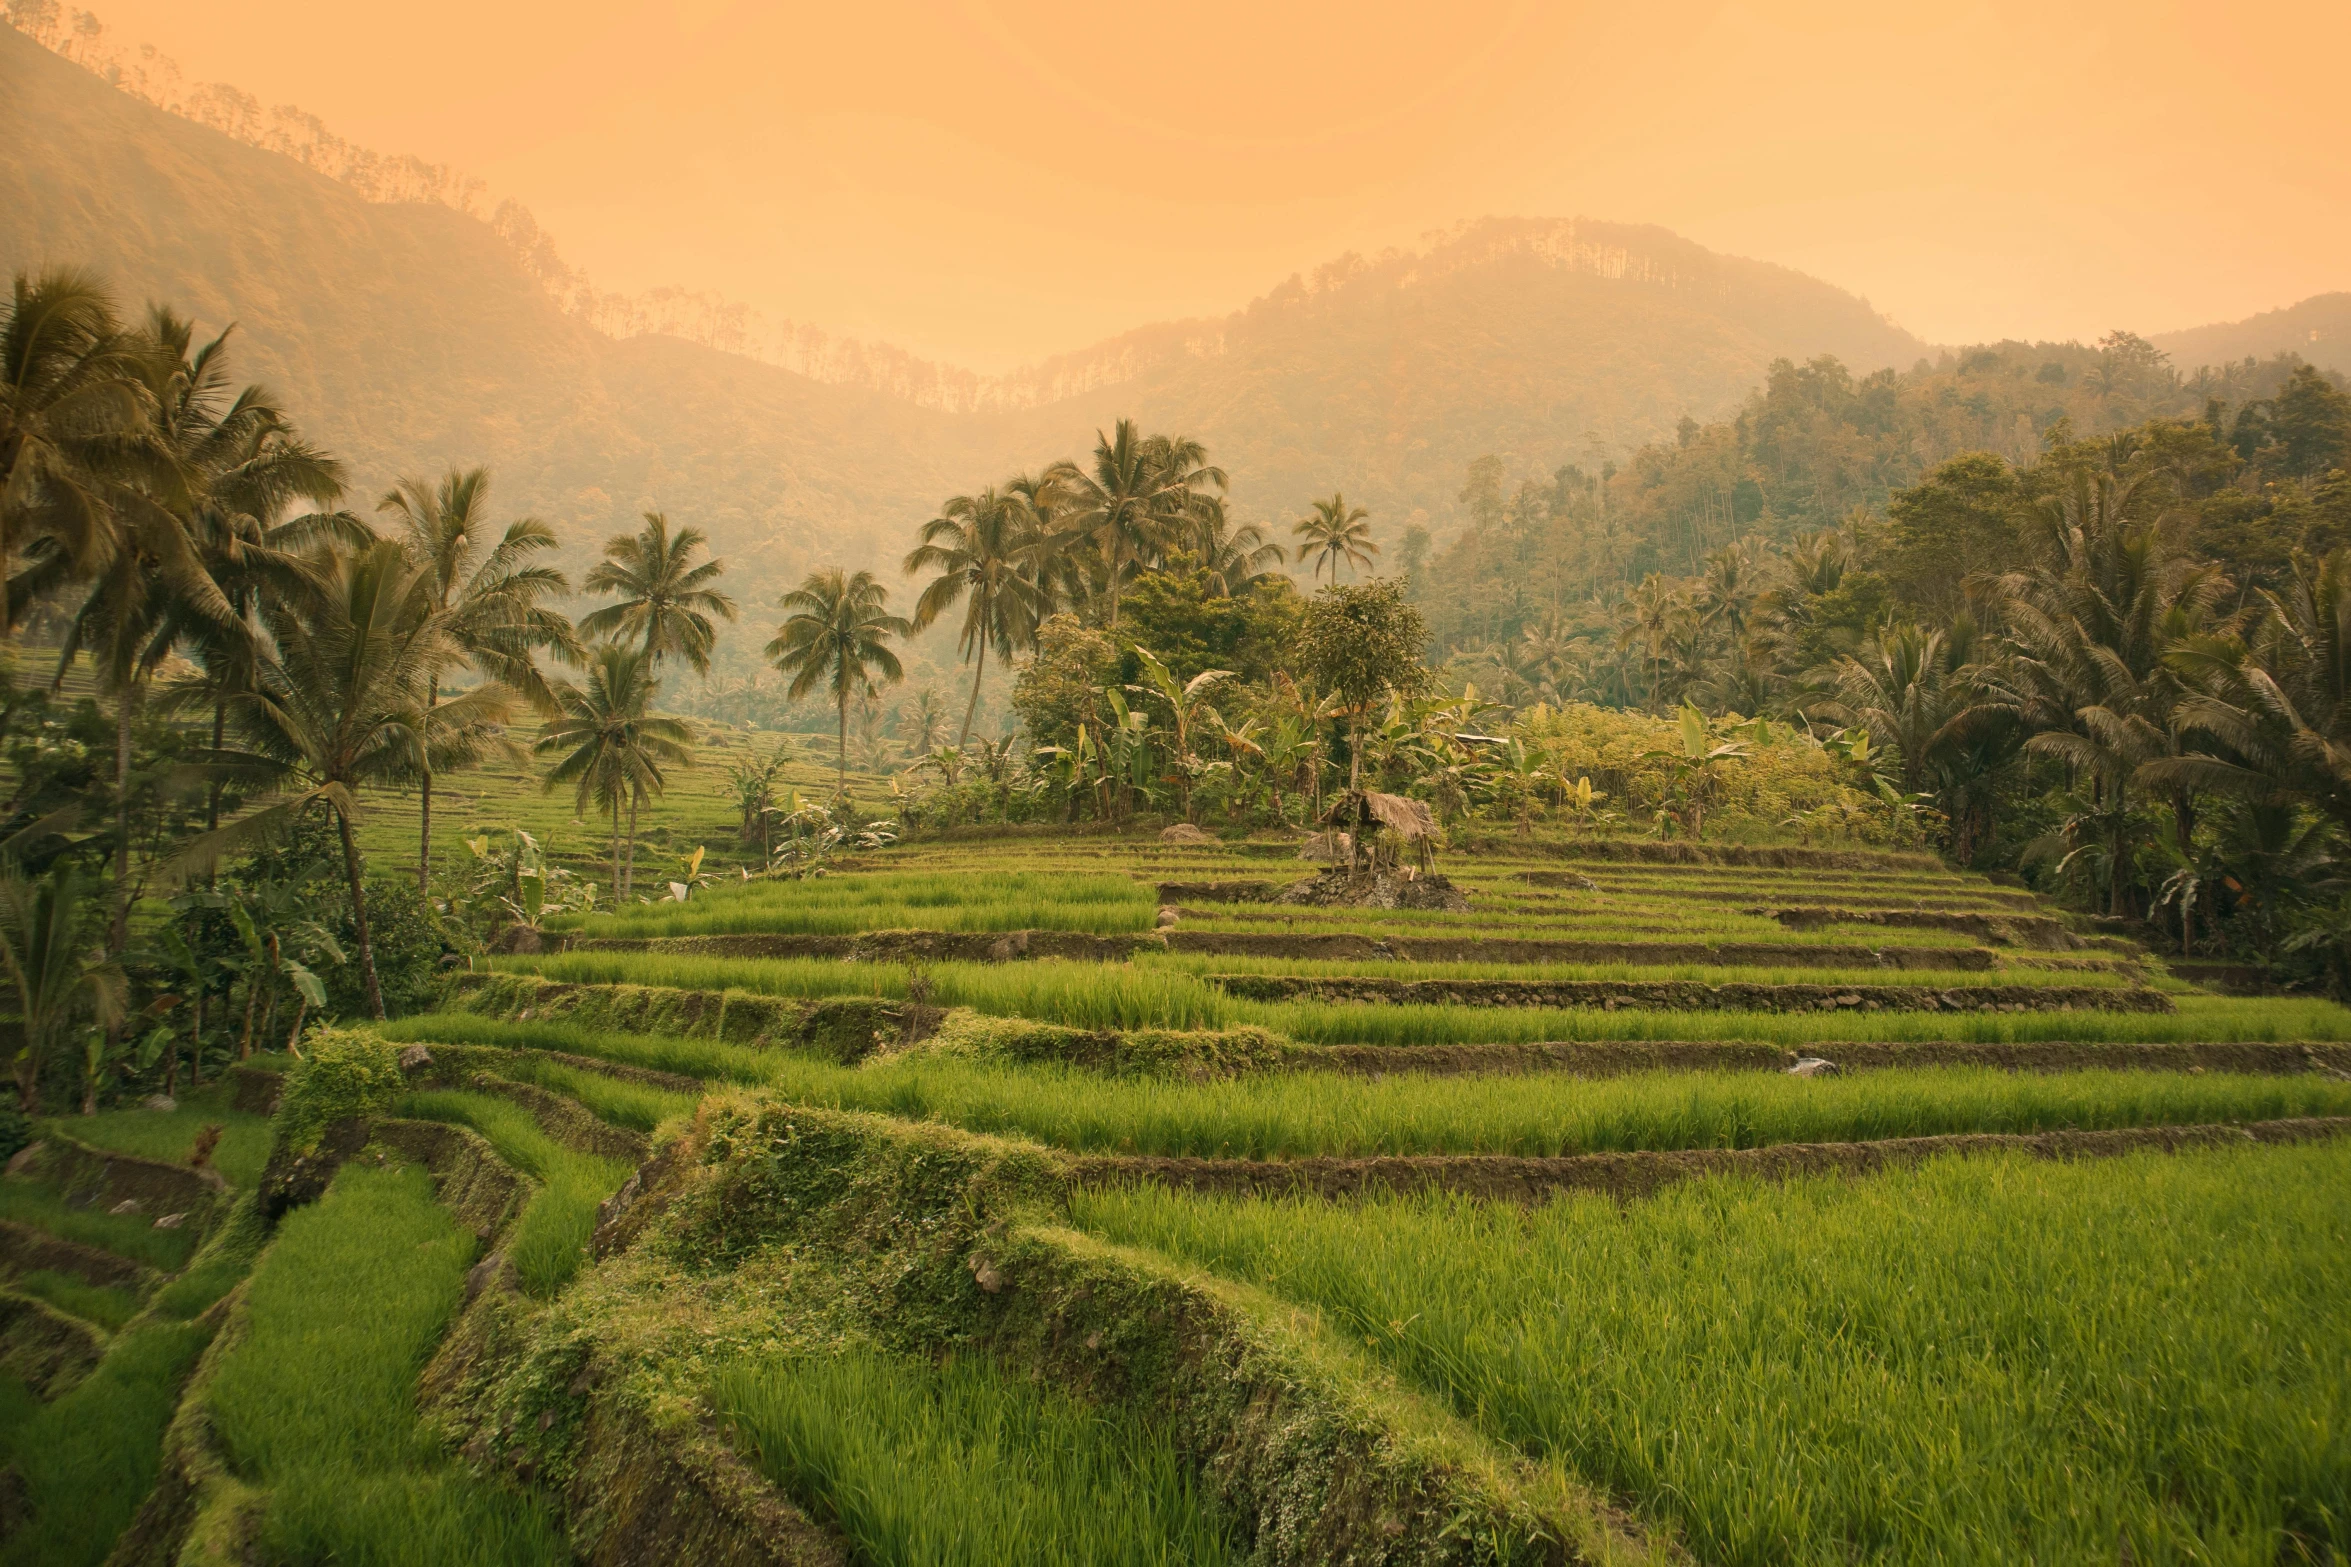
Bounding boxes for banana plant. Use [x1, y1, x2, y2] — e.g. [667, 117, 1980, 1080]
[1126, 649, 1231, 824]
[1640, 702, 1751, 841]
[655, 845, 715, 904]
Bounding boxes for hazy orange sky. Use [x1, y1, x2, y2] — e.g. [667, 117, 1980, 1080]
[87, 0, 2351, 371]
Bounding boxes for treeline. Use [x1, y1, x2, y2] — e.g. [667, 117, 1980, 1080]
[1418, 334, 2351, 977]
[0, 267, 749, 1113]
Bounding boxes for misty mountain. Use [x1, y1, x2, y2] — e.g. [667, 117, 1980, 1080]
[2152, 294, 2351, 378]
[18, 16, 2317, 624]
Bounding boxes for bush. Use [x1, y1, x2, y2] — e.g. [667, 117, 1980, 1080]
[275, 1029, 405, 1152]
[0, 1105, 31, 1164]
[327, 876, 450, 1020]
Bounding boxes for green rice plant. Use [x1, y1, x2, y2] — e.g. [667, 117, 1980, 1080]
[375, 1016, 2351, 1159]
[496, 952, 2332, 1044]
[48, 1084, 275, 1189]
[0, 1317, 213, 1566]
[1135, 951, 2128, 989]
[0, 1181, 197, 1272]
[0, 1201, 265, 1567]
[206, 1163, 565, 1567]
[552, 869, 1157, 939]
[8, 1271, 138, 1331]
[715, 1347, 1236, 1567]
[393, 1091, 633, 1296]
[1076, 1141, 2351, 1567]
[475, 1056, 700, 1132]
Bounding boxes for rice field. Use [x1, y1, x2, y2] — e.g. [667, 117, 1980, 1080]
[717, 1348, 1238, 1567]
[204, 1162, 566, 1566]
[553, 869, 1159, 939]
[394, 1090, 634, 1296]
[489, 950, 2351, 1043]
[1074, 1141, 2351, 1566]
[376, 1014, 2351, 1159]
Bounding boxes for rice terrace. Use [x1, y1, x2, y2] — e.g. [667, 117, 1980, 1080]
[5, 1, 2351, 1563]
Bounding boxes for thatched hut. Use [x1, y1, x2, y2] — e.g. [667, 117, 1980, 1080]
[1320, 789, 1438, 877]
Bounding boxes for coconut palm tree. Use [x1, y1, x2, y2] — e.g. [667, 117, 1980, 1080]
[767, 568, 909, 794]
[1294, 494, 1376, 583]
[579, 511, 737, 673]
[535, 643, 692, 899]
[0, 268, 156, 635]
[379, 466, 580, 887]
[1195, 500, 1288, 596]
[1061, 422, 1225, 624]
[187, 538, 515, 1019]
[905, 485, 1047, 751]
[56, 309, 318, 950]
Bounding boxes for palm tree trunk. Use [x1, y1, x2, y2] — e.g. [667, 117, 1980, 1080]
[625, 792, 639, 898]
[335, 808, 387, 1020]
[611, 800, 623, 901]
[958, 639, 987, 751]
[837, 691, 849, 796]
[419, 677, 439, 893]
[111, 682, 133, 956]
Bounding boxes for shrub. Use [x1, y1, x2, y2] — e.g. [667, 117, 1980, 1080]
[275, 1029, 406, 1152]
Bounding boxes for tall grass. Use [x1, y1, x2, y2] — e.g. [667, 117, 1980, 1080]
[51, 1080, 275, 1188]
[0, 1202, 265, 1567]
[495, 951, 2351, 1043]
[10, 1269, 138, 1330]
[555, 869, 1156, 939]
[716, 1347, 1235, 1567]
[0, 1180, 198, 1271]
[377, 1015, 2351, 1158]
[394, 1090, 633, 1296]
[1077, 1141, 2351, 1566]
[206, 1163, 565, 1567]
[477, 1054, 700, 1132]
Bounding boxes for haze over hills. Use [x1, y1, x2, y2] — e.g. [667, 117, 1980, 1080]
[2, 18, 2341, 622]
[2151, 294, 2351, 378]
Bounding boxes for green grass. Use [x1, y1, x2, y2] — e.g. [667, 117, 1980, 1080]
[205, 1163, 565, 1567]
[494, 951, 2351, 1043]
[556, 868, 1158, 939]
[376, 1015, 2351, 1159]
[716, 1347, 1236, 1567]
[0, 1202, 263, 1567]
[0, 1181, 196, 1272]
[9, 1270, 138, 1331]
[394, 1090, 634, 1296]
[1141, 950, 2133, 989]
[1076, 1141, 2351, 1566]
[50, 1083, 275, 1189]
[472, 1055, 701, 1133]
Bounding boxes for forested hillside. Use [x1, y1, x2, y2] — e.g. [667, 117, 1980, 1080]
[3, 18, 1936, 609]
[2153, 293, 2351, 377]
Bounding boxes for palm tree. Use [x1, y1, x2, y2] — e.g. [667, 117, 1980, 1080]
[905, 485, 1047, 750]
[1061, 422, 1225, 624]
[1615, 574, 1691, 713]
[535, 644, 692, 899]
[0, 268, 154, 636]
[57, 309, 311, 951]
[379, 466, 580, 887]
[767, 568, 909, 794]
[1195, 501, 1288, 596]
[1295, 494, 1376, 583]
[579, 511, 737, 673]
[0, 861, 123, 1114]
[188, 539, 515, 1019]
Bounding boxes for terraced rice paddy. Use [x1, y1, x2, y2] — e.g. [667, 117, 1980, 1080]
[21, 826, 2349, 1563]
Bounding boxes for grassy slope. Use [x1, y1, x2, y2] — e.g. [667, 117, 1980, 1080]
[205, 1162, 564, 1567]
[379, 1015, 2351, 1158]
[718, 1348, 1237, 1567]
[1075, 1142, 2351, 1567]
